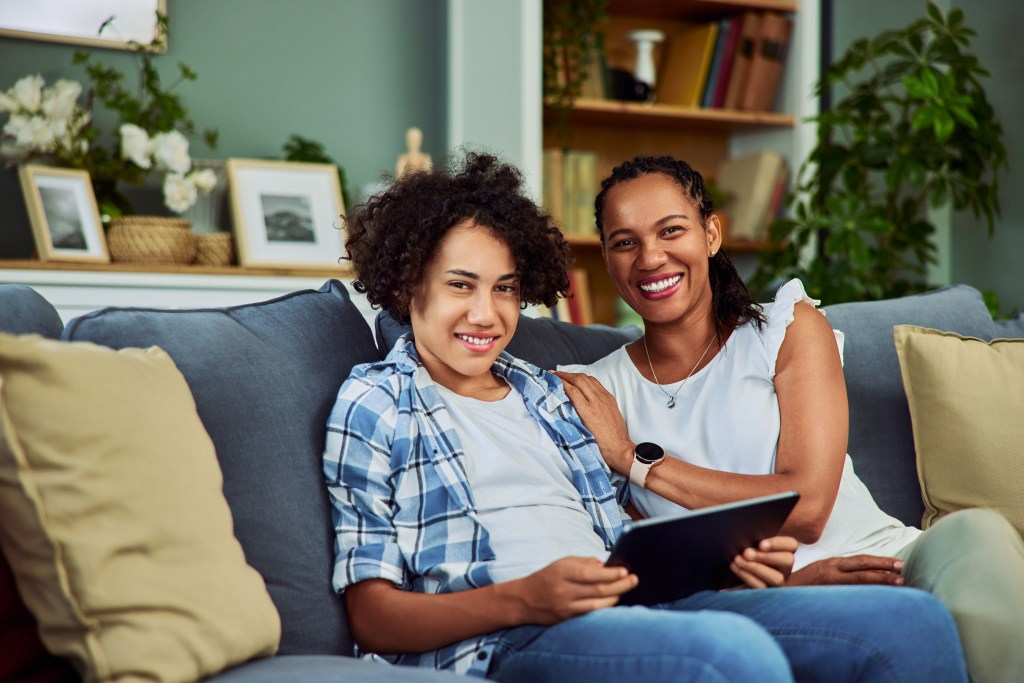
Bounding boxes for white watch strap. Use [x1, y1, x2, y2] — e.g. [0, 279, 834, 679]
[629, 457, 654, 488]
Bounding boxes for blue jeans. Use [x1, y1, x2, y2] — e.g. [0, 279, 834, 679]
[487, 586, 966, 683]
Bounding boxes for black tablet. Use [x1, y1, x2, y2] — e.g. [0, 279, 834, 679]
[606, 490, 800, 606]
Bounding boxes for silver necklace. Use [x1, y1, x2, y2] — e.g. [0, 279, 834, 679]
[642, 333, 717, 409]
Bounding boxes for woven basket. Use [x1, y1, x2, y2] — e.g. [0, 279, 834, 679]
[194, 232, 235, 266]
[108, 216, 197, 265]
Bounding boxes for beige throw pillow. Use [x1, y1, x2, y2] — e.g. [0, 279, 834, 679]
[893, 325, 1024, 536]
[0, 334, 280, 683]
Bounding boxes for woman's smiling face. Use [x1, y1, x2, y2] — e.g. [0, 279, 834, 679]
[600, 172, 720, 327]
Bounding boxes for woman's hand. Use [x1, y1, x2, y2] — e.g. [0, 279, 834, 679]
[730, 536, 798, 588]
[504, 556, 638, 625]
[555, 370, 635, 474]
[787, 555, 904, 586]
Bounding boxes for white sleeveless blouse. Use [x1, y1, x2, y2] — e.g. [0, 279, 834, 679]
[563, 279, 920, 568]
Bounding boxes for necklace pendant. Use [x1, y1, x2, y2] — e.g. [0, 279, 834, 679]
[666, 397, 676, 409]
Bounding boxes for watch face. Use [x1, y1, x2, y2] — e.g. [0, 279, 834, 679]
[635, 441, 664, 464]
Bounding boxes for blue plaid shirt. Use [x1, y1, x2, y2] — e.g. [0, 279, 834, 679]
[323, 335, 629, 676]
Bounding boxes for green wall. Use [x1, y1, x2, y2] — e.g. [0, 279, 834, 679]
[0, 0, 446, 256]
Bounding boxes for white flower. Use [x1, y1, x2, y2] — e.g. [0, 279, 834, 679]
[163, 173, 198, 213]
[151, 130, 191, 174]
[0, 90, 17, 113]
[10, 75, 44, 111]
[189, 168, 218, 193]
[41, 80, 82, 121]
[119, 123, 152, 169]
[9, 115, 55, 152]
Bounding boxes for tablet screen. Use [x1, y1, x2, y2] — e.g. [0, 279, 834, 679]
[606, 490, 799, 606]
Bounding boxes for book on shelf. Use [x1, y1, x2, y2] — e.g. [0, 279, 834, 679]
[542, 147, 566, 228]
[562, 268, 593, 326]
[579, 45, 609, 100]
[700, 18, 731, 109]
[562, 150, 598, 236]
[655, 21, 720, 108]
[715, 150, 787, 242]
[553, 294, 573, 324]
[721, 11, 762, 111]
[709, 18, 743, 109]
[740, 11, 793, 112]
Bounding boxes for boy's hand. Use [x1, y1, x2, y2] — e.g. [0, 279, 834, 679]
[504, 556, 638, 625]
[731, 536, 797, 588]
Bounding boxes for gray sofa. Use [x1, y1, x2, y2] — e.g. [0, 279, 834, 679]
[0, 279, 1021, 681]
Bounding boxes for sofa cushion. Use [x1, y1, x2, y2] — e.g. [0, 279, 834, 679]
[375, 310, 641, 369]
[0, 285, 63, 338]
[822, 285, 1001, 526]
[894, 325, 1024, 536]
[64, 280, 381, 657]
[0, 288, 75, 682]
[0, 334, 280, 682]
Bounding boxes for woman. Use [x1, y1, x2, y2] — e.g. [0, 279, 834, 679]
[557, 155, 1022, 683]
[323, 152, 965, 682]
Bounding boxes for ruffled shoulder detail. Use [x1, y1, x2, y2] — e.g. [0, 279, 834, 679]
[762, 278, 822, 378]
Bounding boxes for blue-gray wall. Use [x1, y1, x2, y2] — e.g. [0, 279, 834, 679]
[0, 0, 446, 256]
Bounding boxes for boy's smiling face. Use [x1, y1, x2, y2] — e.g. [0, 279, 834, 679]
[409, 219, 520, 399]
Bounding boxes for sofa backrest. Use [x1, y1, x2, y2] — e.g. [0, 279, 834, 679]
[375, 310, 642, 369]
[63, 279, 381, 657]
[0, 284, 64, 339]
[823, 284, 1024, 527]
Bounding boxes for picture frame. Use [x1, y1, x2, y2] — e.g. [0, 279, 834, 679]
[226, 159, 346, 270]
[0, 0, 166, 52]
[18, 165, 110, 264]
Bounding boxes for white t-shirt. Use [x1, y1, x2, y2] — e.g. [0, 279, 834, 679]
[436, 384, 610, 583]
[562, 279, 920, 569]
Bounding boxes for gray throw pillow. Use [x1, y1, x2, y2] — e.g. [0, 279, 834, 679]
[64, 280, 381, 657]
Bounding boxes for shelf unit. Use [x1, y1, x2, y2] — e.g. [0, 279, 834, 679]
[544, 0, 814, 326]
[0, 260, 375, 327]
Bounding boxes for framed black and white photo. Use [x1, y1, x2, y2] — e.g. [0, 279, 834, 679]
[226, 159, 346, 270]
[19, 165, 109, 264]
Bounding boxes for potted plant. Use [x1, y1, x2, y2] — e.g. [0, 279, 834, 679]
[748, 2, 1006, 304]
[543, 0, 608, 146]
[0, 13, 218, 264]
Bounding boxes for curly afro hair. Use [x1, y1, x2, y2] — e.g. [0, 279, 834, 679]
[346, 152, 571, 323]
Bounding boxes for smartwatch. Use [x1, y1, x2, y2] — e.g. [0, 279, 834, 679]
[628, 442, 665, 489]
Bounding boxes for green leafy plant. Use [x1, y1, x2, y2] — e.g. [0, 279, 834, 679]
[281, 134, 352, 211]
[543, 0, 608, 146]
[0, 13, 217, 218]
[749, 3, 1006, 303]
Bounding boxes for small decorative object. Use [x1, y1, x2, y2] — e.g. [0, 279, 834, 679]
[0, 12, 218, 225]
[627, 29, 665, 102]
[18, 164, 109, 263]
[395, 127, 432, 179]
[194, 232, 234, 267]
[226, 159, 345, 270]
[181, 158, 227, 233]
[107, 215, 196, 265]
[609, 69, 651, 102]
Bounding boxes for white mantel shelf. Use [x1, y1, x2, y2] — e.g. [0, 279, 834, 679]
[0, 260, 377, 327]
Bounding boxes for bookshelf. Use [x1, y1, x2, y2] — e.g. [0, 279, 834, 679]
[543, 0, 814, 327]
